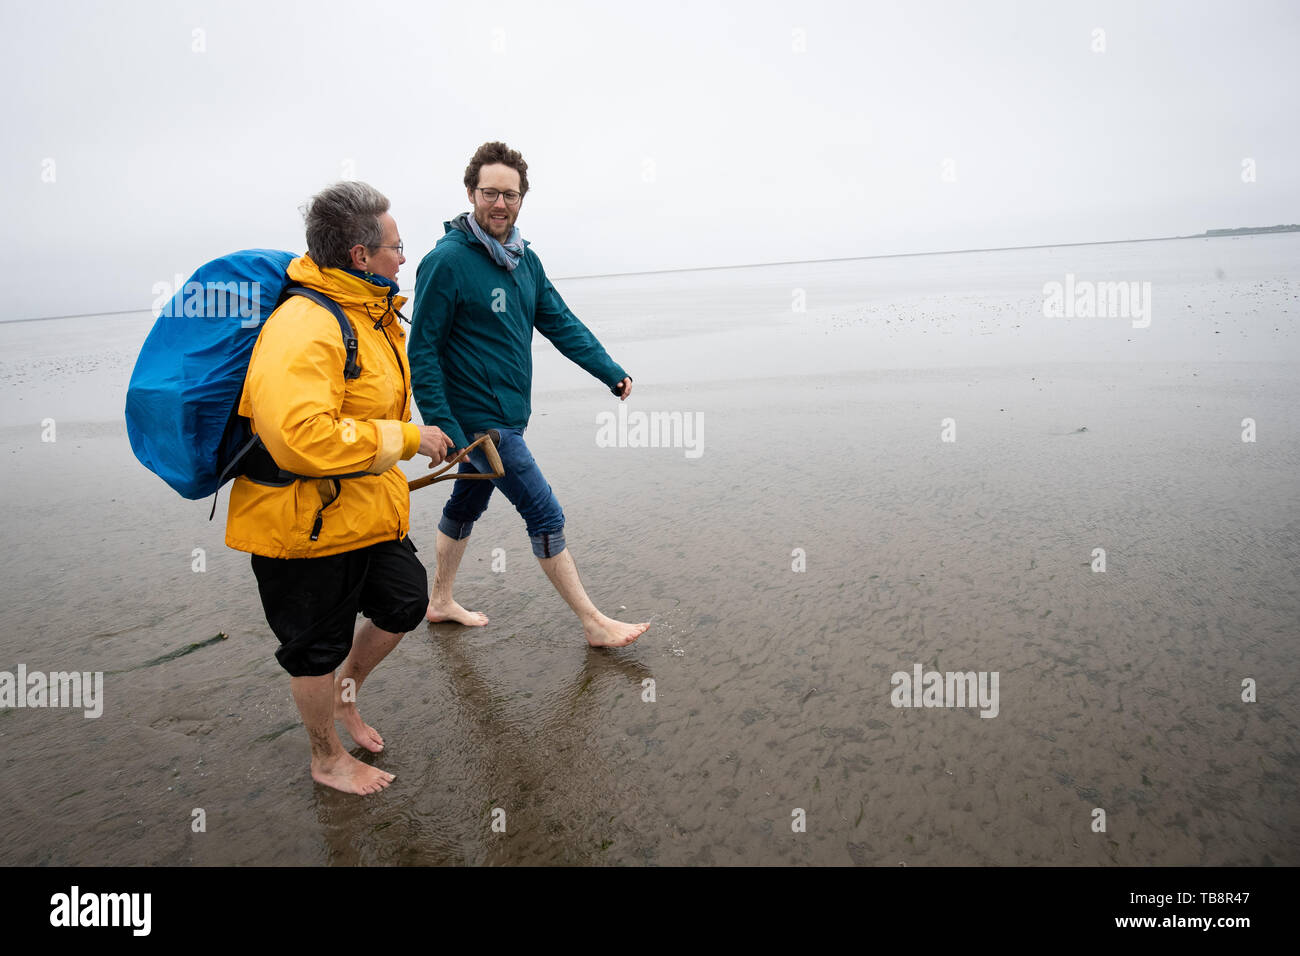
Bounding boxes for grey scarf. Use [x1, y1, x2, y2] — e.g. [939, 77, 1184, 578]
[452, 212, 524, 272]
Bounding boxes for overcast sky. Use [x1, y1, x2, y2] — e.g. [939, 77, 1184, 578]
[2, 0, 1297, 320]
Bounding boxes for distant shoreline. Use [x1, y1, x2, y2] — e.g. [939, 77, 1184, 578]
[558, 225, 1300, 281]
[9, 225, 1299, 324]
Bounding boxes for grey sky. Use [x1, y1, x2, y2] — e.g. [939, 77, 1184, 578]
[2, 0, 1297, 320]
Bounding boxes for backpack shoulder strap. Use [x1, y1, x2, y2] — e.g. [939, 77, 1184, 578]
[283, 286, 361, 380]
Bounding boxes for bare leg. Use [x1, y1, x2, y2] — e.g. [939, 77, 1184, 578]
[426, 530, 489, 626]
[334, 619, 402, 752]
[537, 548, 649, 648]
[291, 673, 394, 796]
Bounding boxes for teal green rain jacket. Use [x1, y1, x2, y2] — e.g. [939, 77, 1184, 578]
[408, 221, 628, 450]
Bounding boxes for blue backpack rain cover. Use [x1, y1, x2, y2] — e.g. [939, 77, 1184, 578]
[126, 249, 297, 499]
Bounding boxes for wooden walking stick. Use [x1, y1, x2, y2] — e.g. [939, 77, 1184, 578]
[408, 430, 504, 491]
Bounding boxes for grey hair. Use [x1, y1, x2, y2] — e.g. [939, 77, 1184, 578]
[303, 181, 390, 269]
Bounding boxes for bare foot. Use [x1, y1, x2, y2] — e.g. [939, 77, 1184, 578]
[584, 615, 650, 648]
[311, 752, 394, 795]
[426, 598, 489, 626]
[335, 701, 384, 753]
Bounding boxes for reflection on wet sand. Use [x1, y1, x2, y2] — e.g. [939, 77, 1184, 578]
[310, 624, 656, 866]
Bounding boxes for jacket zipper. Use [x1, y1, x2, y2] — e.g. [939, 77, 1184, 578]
[380, 308, 410, 543]
[309, 479, 341, 541]
[381, 291, 408, 403]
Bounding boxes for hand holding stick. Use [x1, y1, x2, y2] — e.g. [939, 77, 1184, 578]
[408, 430, 504, 491]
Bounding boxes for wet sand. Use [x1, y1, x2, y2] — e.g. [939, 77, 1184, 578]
[1, 236, 1297, 865]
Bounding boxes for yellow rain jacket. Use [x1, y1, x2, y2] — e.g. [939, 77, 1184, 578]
[225, 256, 422, 558]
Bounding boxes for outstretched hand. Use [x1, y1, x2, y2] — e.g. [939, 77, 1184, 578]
[612, 377, 633, 400]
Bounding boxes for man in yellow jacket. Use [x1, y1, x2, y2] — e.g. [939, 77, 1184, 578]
[226, 182, 452, 795]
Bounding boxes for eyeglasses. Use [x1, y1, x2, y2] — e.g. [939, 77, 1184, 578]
[476, 187, 523, 206]
[373, 241, 404, 255]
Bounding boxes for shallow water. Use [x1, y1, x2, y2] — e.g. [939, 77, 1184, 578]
[0, 235, 1296, 865]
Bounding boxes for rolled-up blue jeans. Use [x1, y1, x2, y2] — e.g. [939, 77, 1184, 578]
[437, 427, 567, 558]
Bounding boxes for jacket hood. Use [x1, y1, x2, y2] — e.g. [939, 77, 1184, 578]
[287, 254, 409, 312]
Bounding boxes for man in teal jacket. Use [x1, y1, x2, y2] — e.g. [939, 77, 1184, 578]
[408, 141, 649, 648]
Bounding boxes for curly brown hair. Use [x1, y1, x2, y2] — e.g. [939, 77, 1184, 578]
[463, 141, 529, 197]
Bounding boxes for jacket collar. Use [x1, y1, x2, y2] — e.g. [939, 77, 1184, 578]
[342, 267, 401, 296]
[287, 255, 408, 313]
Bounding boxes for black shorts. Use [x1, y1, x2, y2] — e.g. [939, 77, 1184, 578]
[250, 536, 428, 677]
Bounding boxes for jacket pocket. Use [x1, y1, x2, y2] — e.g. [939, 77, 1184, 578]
[290, 478, 342, 541]
[309, 479, 345, 542]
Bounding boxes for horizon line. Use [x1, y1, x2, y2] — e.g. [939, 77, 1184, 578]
[556, 232, 1202, 281]
[7, 228, 1291, 324]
